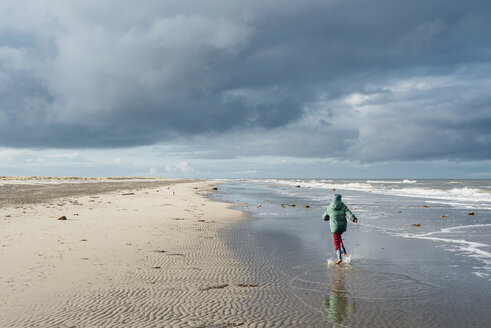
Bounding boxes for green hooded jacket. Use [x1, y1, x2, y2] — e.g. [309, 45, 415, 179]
[322, 201, 357, 233]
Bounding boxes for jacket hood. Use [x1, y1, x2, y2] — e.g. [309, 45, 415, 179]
[330, 201, 344, 210]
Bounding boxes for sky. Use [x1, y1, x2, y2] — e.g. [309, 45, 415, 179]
[1, 0, 490, 179]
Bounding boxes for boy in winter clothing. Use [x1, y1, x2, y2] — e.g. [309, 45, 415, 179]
[322, 194, 358, 264]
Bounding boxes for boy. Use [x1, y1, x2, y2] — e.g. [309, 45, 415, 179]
[322, 194, 358, 264]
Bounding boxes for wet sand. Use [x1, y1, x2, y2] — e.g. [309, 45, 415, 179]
[214, 180, 491, 327]
[223, 221, 491, 327]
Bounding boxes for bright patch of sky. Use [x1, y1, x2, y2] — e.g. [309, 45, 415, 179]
[1, 146, 490, 179]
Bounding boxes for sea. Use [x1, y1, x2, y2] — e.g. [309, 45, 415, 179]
[211, 179, 491, 327]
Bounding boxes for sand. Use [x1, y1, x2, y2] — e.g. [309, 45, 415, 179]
[0, 178, 189, 207]
[0, 179, 261, 327]
[7, 179, 484, 327]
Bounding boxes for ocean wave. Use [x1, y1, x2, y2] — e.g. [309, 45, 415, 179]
[389, 187, 491, 203]
[260, 179, 491, 204]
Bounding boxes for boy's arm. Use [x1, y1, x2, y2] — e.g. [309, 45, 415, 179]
[345, 206, 358, 223]
[322, 209, 330, 221]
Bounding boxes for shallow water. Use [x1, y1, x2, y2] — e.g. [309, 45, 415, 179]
[214, 180, 491, 327]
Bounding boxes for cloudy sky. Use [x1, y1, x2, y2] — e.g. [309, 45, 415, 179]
[1, 0, 490, 178]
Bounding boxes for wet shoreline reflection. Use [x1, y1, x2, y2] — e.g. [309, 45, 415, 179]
[215, 181, 491, 327]
[323, 267, 356, 326]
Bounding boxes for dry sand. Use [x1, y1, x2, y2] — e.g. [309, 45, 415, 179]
[0, 180, 254, 327]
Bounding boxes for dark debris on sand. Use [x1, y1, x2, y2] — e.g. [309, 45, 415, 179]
[200, 284, 229, 291]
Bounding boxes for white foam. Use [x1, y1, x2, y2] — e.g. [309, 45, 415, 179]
[414, 224, 491, 237]
[258, 179, 491, 205]
[396, 225, 491, 277]
[257, 212, 280, 216]
[472, 272, 490, 279]
[424, 200, 491, 210]
[327, 255, 351, 265]
[366, 179, 417, 184]
[391, 187, 491, 203]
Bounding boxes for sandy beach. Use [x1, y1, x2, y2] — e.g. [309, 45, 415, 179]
[2, 178, 490, 327]
[0, 179, 264, 327]
[1, 178, 330, 327]
[2, 1, 490, 326]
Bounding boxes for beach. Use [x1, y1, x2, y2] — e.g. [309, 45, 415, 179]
[0, 178, 263, 327]
[1, 178, 490, 327]
[3, 1, 490, 326]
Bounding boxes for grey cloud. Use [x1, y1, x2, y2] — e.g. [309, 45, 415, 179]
[0, 0, 490, 162]
[160, 63, 491, 162]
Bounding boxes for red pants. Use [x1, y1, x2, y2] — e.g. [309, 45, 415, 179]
[333, 232, 343, 251]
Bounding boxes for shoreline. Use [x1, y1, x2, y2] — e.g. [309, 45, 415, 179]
[212, 180, 491, 327]
[0, 179, 261, 327]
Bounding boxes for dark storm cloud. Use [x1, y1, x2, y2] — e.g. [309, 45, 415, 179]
[0, 0, 490, 161]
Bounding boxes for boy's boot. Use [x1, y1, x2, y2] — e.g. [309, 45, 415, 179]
[335, 249, 342, 264]
[340, 243, 347, 256]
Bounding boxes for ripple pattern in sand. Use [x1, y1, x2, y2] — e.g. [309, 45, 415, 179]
[2, 220, 328, 327]
[3, 198, 489, 328]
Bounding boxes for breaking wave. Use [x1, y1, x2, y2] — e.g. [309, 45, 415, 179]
[256, 179, 491, 206]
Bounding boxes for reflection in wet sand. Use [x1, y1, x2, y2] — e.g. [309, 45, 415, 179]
[323, 267, 356, 326]
[215, 181, 491, 327]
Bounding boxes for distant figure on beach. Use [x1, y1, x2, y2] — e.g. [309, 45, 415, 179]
[322, 194, 358, 264]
